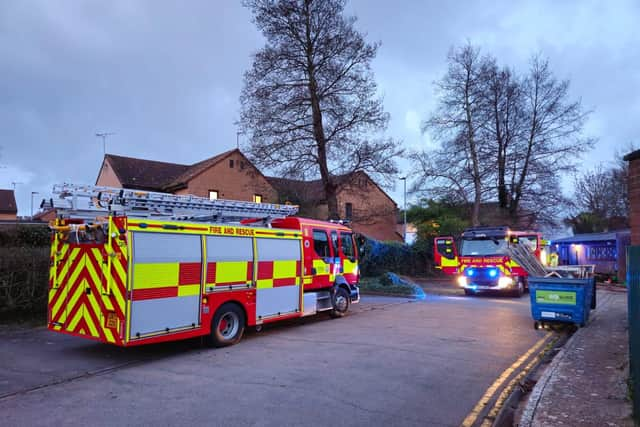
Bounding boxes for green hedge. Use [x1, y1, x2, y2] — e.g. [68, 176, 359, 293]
[0, 225, 51, 321]
[0, 247, 49, 321]
[357, 236, 430, 277]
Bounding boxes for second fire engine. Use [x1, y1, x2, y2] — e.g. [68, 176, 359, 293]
[434, 226, 543, 297]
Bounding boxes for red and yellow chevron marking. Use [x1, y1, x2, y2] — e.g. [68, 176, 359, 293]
[48, 217, 128, 345]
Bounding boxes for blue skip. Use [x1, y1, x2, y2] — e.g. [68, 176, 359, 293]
[529, 276, 596, 329]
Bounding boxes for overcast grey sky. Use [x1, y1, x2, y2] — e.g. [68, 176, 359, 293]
[1, 0, 637, 215]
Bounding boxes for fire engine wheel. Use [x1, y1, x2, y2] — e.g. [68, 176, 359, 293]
[329, 287, 350, 318]
[512, 278, 525, 298]
[463, 289, 475, 296]
[208, 303, 245, 348]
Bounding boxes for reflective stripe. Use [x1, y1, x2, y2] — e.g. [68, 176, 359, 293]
[212, 261, 251, 284]
[133, 263, 179, 288]
[178, 284, 201, 297]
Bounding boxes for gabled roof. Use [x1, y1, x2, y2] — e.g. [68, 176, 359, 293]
[101, 149, 255, 192]
[266, 176, 326, 204]
[266, 171, 397, 207]
[164, 149, 241, 191]
[0, 189, 17, 214]
[103, 154, 189, 190]
[552, 230, 630, 244]
[624, 149, 640, 162]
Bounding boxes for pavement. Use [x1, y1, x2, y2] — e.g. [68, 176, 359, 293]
[519, 288, 636, 427]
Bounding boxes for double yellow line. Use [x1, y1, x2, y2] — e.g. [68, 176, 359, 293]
[461, 332, 552, 427]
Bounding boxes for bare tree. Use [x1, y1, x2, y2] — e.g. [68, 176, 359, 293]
[414, 45, 593, 227]
[505, 56, 593, 220]
[418, 44, 493, 226]
[569, 146, 634, 231]
[239, 0, 402, 219]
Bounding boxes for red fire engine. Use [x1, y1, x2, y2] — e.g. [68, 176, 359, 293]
[45, 184, 360, 347]
[433, 226, 543, 297]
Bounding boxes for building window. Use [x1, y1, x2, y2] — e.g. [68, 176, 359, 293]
[253, 194, 262, 203]
[240, 161, 245, 170]
[345, 202, 353, 220]
[587, 245, 616, 261]
[229, 159, 234, 168]
[209, 190, 219, 200]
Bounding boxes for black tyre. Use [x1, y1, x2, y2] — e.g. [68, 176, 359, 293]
[329, 287, 350, 318]
[512, 278, 525, 298]
[463, 289, 475, 296]
[207, 303, 245, 347]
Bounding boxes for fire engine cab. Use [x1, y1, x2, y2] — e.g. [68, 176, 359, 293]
[434, 226, 542, 297]
[45, 184, 359, 347]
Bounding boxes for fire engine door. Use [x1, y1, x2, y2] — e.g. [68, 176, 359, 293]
[433, 236, 459, 274]
[129, 232, 202, 338]
[255, 237, 301, 319]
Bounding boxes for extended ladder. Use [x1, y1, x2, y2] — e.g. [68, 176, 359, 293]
[44, 183, 299, 224]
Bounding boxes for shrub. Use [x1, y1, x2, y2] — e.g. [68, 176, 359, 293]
[357, 236, 430, 277]
[0, 247, 50, 321]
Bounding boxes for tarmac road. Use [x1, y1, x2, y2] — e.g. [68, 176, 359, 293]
[0, 293, 548, 427]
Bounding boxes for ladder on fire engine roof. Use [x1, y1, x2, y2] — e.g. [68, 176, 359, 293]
[43, 183, 299, 224]
[503, 243, 548, 277]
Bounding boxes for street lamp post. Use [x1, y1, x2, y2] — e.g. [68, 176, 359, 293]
[400, 177, 407, 243]
[31, 191, 39, 218]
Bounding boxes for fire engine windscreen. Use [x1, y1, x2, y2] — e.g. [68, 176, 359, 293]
[459, 238, 507, 256]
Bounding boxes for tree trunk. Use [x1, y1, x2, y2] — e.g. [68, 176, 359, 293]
[303, 0, 339, 219]
[465, 79, 481, 227]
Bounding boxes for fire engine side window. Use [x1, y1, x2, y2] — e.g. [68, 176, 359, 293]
[312, 230, 330, 258]
[436, 238, 456, 260]
[331, 231, 339, 257]
[340, 232, 355, 258]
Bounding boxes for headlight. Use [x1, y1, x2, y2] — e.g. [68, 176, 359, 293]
[457, 276, 468, 287]
[497, 277, 513, 288]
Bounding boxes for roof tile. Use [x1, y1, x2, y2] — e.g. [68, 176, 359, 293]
[0, 189, 17, 214]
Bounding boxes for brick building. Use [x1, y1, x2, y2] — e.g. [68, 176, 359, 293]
[0, 189, 18, 220]
[267, 171, 400, 241]
[624, 149, 640, 245]
[96, 150, 401, 242]
[97, 149, 276, 203]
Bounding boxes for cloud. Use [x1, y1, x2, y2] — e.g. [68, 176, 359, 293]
[0, 0, 638, 213]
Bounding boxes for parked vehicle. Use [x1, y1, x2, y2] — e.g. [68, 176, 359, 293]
[46, 184, 359, 347]
[434, 226, 543, 297]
